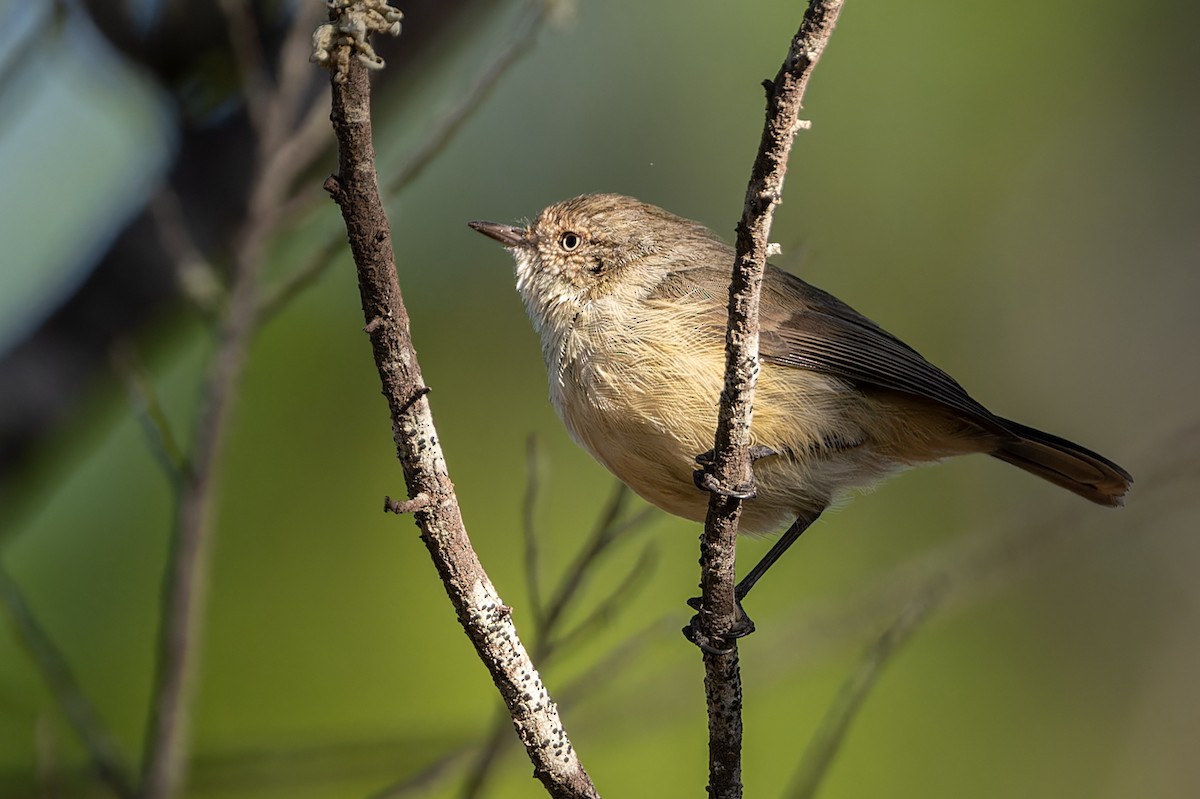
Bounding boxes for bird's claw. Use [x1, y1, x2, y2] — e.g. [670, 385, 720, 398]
[682, 597, 757, 652]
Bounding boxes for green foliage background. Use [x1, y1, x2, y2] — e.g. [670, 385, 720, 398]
[2, 0, 1198, 797]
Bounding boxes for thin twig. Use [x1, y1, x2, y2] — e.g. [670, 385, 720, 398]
[110, 341, 189, 483]
[552, 542, 658, 653]
[255, 91, 337, 235]
[382, 0, 553, 198]
[774, 425, 1195, 674]
[0, 564, 137, 799]
[270, 0, 329, 144]
[696, 3, 844, 797]
[464, 614, 671, 799]
[366, 745, 473, 799]
[215, 0, 272, 140]
[371, 613, 669, 799]
[258, 0, 555, 324]
[139, 6, 337, 797]
[538, 482, 635, 639]
[139, 196, 266, 799]
[788, 585, 943, 799]
[523, 435, 546, 628]
[458, 479, 653, 799]
[148, 189, 224, 315]
[319, 7, 597, 796]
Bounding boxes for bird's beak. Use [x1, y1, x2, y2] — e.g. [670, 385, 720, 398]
[468, 220, 528, 247]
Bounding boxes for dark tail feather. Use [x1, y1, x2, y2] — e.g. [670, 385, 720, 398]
[989, 419, 1132, 507]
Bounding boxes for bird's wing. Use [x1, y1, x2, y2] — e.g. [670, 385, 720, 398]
[650, 263, 1012, 437]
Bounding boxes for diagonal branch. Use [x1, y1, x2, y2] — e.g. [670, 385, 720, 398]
[0, 564, 137, 799]
[318, 9, 597, 798]
[788, 585, 941, 799]
[258, 0, 554, 324]
[381, 0, 552, 198]
[696, 2, 845, 797]
[140, 7, 347, 798]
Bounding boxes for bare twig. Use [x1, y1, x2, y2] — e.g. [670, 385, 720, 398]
[769, 424, 1197, 679]
[370, 614, 669, 799]
[139, 198, 266, 799]
[538, 482, 638, 641]
[215, 0, 272, 139]
[318, 7, 597, 797]
[381, 0, 553, 198]
[255, 92, 337, 233]
[258, 0, 554, 324]
[110, 341, 189, 484]
[148, 189, 224, 315]
[696, 2, 844, 797]
[523, 435, 547, 628]
[0, 564, 137, 799]
[458, 484, 655, 799]
[788, 585, 942, 799]
[139, 6, 340, 797]
[270, 0, 330, 144]
[552, 541, 658, 653]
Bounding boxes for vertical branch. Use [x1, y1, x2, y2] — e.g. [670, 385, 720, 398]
[141, 5, 330, 798]
[317, 7, 597, 798]
[696, 2, 845, 797]
[139, 157, 267, 799]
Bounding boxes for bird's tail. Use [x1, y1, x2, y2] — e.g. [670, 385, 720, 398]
[989, 420, 1132, 507]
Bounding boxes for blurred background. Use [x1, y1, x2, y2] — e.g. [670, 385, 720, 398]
[1, 0, 1197, 797]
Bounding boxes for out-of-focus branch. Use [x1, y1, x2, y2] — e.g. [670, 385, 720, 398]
[767, 422, 1196, 677]
[316, 5, 597, 797]
[148, 190, 224, 315]
[214, 0, 272, 139]
[110, 341, 189, 484]
[695, 2, 844, 797]
[522, 436, 547, 628]
[7, 3, 557, 798]
[258, 0, 556, 324]
[382, 0, 553, 197]
[458, 479, 656, 799]
[139, 165, 264, 799]
[788, 586, 941, 799]
[139, 6, 341, 798]
[0, 564, 137, 799]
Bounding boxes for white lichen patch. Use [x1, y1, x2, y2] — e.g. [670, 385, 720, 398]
[311, 0, 403, 83]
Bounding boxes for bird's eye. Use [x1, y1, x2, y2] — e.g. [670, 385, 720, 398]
[559, 231, 581, 251]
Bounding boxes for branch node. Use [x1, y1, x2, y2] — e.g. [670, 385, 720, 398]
[385, 492, 432, 515]
[399, 385, 431, 413]
[363, 315, 384, 334]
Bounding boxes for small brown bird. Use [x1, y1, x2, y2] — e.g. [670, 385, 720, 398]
[470, 194, 1131, 631]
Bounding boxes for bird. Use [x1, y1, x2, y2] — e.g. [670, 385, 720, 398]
[469, 193, 1132, 639]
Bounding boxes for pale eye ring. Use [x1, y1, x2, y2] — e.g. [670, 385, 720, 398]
[559, 231, 582, 251]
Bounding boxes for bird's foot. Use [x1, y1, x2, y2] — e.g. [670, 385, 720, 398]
[682, 595, 757, 653]
[692, 446, 778, 499]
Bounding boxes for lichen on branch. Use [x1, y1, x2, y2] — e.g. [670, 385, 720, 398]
[311, 0, 403, 83]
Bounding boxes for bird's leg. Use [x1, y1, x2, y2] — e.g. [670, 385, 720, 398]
[734, 507, 823, 601]
[684, 510, 823, 650]
[686, 443, 822, 649]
